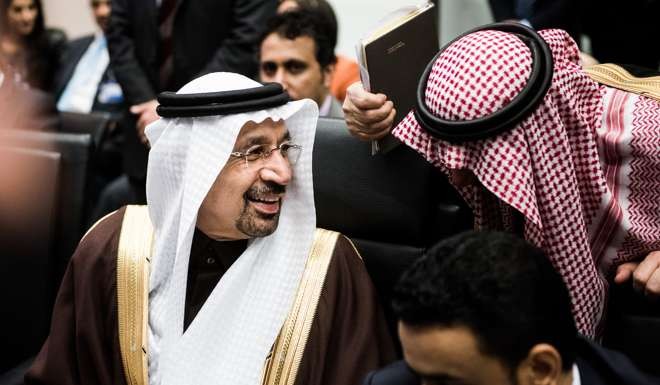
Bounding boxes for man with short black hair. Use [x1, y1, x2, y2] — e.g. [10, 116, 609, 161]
[258, 9, 343, 118]
[364, 231, 659, 385]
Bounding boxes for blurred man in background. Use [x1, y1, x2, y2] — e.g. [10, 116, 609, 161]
[55, 0, 124, 118]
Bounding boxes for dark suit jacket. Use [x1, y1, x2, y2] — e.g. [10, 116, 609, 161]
[106, 0, 276, 179]
[106, 0, 276, 105]
[53, 35, 95, 100]
[487, 0, 581, 43]
[53, 34, 125, 117]
[363, 338, 660, 385]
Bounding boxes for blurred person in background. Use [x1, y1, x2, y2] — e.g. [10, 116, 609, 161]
[54, 0, 126, 224]
[259, 8, 343, 118]
[0, 60, 57, 131]
[277, 0, 360, 102]
[54, 0, 124, 118]
[0, 0, 65, 92]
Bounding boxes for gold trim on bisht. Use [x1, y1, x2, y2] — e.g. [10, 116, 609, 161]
[584, 63, 660, 102]
[117, 205, 153, 385]
[261, 229, 340, 385]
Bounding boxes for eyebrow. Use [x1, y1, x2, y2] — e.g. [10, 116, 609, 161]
[240, 130, 291, 149]
[284, 59, 307, 67]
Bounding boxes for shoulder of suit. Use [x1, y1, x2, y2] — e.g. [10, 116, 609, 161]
[68, 34, 96, 49]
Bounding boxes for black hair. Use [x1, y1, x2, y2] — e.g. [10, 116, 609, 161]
[393, 231, 577, 372]
[259, 8, 337, 69]
[280, 0, 338, 49]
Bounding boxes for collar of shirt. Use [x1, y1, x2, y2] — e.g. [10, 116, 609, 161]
[572, 363, 581, 385]
[319, 94, 332, 117]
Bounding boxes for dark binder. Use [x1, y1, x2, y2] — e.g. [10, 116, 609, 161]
[358, 3, 439, 154]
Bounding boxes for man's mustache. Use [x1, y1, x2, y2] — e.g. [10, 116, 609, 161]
[244, 181, 286, 200]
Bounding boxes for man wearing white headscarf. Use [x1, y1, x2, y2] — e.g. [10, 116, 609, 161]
[26, 72, 395, 385]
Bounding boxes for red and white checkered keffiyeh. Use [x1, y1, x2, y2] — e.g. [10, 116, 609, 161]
[393, 28, 660, 337]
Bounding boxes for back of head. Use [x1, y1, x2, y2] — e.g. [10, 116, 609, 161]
[393, 231, 577, 371]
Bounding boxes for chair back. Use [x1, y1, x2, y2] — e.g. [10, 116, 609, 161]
[59, 111, 112, 148]
[0, 146, 60, 372]
[0, 130, 92, 282]
[312, 118, 472, 348]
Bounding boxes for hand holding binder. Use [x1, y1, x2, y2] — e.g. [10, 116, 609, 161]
[355, 2, 439, 155]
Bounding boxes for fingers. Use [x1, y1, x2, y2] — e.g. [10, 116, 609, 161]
[646, 269, 660, 297]
[130, 99, 159, 115]
[363, 107, 396, 140]
[345, 82, 388, 110]
[343, 83, 396, 141]
[632, 251, 660, 297]
[130, 105, 143, 114]
[355, 101, 394, 125]
[135, 118, 149, 144]
[345, 110, 395, 141]
[614, 262, 637, 284]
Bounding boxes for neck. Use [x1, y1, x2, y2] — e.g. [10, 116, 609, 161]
[0, 35, 22, 56]
[558, 368, 574, 385]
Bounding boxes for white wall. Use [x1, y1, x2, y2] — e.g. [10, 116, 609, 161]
[329, 0, 493, 58]
[42, 0, 96, 39]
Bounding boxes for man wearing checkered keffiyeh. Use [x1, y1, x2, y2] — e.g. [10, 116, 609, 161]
[343, 28, 660, 338]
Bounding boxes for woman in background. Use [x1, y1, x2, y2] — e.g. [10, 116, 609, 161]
[0, 0, 65, 91]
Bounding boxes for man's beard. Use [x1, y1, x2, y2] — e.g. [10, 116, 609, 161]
[235, 181, 286, 237]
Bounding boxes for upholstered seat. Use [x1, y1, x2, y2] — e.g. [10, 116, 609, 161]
[0, 147, 60, 373]
[312, 118, 473, 348]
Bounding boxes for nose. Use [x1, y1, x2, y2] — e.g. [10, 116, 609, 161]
[21, 9, 33, 21]
[273, 69, 287, 90]
[259, 150, 292, 186]
[98, 3, 111, 17]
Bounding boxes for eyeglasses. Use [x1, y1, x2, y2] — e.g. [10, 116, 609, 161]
[230, 141, 302, 168]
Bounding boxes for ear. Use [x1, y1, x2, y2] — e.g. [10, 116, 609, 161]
[321, 63, 335, 89]
[515, 344, 565, 385]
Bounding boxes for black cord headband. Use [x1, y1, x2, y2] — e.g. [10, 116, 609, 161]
[156, 83, 291, 118]
[413, 22, 554, 143]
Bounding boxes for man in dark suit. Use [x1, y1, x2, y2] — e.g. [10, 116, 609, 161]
[363, 231, 660, 385]
[93, 0, 277, 220]
[54, 0, 124, 118]
[53, 0, 125, 221]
